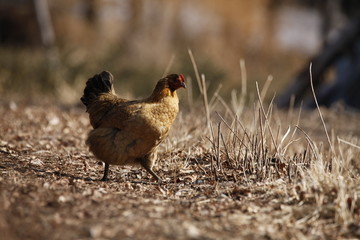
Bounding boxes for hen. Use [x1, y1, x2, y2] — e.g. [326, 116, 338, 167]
[81, 71, 186, 182]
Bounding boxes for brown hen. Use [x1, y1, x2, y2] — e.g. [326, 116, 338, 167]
[81, 71, 186, 181]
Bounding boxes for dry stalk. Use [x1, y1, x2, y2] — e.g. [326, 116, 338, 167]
[188, 49, 202, 94]
[295, 126, 320, 161]
[162, 54, 176, 77]
[258, 108, 265, 162]
[309, 63, 335, 156]
[240, 59, 247, 98]
[201, 74, 211, 127]
[207, 122, 218, 181]
[260, 75, 273, 102]
[216, 112, 250, 152]
[220, 132, 233, 168]
[337, 137, 360, 150]
[215, 93, 234, 116]
[209, 84, 222, 108]
[238, 59, 248, 115]
[255, 81, 278, 153]
[186, 76, 194, 107]
[188, 49, 211, 127]
[216, 122, 221, 169]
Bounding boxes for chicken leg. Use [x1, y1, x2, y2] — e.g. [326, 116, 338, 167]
[139, 157, 163, 182]
[101, 162, 109, 181]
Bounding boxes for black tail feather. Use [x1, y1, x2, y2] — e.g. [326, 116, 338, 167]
[81, 71, 114, 106]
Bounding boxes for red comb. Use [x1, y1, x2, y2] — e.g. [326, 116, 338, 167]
[179, 74, 185, 82]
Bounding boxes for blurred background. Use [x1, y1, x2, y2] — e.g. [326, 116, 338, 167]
[0, 0, 359, 108]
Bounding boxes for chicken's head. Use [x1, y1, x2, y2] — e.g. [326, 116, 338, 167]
[166, 74, 186, 92]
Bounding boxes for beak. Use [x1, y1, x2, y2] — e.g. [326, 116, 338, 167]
[180, 81, 187, 89]
[178, 74, 186, 89]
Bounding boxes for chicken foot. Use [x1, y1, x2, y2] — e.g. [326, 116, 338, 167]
[138, 158, 163, 183]
[101, 160, 162, 182]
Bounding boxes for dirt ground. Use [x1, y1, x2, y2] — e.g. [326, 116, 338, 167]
[1, 102, 360, 240]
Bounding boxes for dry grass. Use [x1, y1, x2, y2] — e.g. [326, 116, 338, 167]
[1, 71, 360, 239]
[0, 54, 360, 240]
